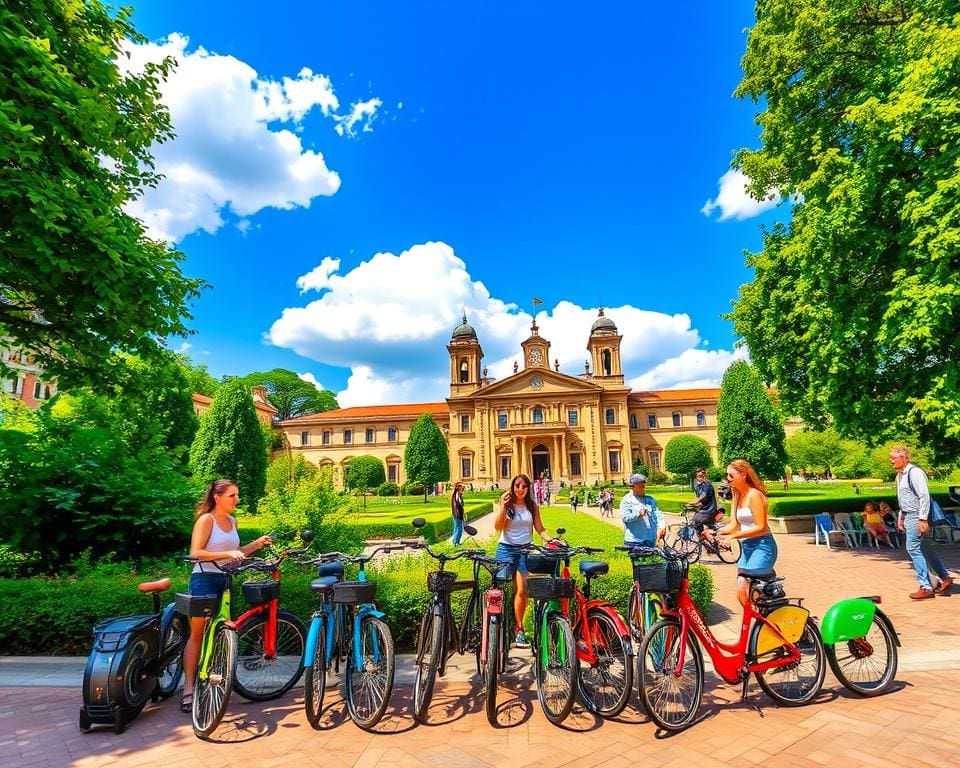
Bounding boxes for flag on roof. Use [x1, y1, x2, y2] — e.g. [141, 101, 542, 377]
[532, 297, 543, 305]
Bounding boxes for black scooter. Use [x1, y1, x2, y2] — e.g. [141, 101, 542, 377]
[79, 576, 188, 734]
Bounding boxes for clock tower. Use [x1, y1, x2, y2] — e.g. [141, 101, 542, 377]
[520, 321, 550, 371]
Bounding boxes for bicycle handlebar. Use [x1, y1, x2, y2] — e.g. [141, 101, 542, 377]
[184, 547, 304, 574]
[521, 542, 604, 558]
[614, 544, 689, 561]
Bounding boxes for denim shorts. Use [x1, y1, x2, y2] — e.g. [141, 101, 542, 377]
[495, 542, 529, 577]
[738, 534, 778, 577]
[188, 572, 228, 600]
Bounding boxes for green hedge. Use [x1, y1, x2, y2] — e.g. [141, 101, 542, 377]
[769, 493, 953, 517]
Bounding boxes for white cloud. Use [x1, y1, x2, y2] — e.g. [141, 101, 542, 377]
[701, 169, 780, 221]
[118, 34, 382, 243]
[174, 340, 192, 354]
[333, 98, 383, 137]
[629, 346, 750, 391]
[297, 372, 326, 391]
[266, 242, 743, 406]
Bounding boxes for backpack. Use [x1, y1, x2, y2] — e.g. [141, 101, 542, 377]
[905, 466, 946, 524]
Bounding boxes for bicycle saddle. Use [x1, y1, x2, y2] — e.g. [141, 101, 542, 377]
[310, 576, 340, 593]
[137, 578, 171, 593]
[747, 572, 780, 586]
[578, 560, 609, 577]
[317, 561, 345, 580]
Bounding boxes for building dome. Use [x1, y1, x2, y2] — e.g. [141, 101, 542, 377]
[452, 312, 477, 340]
[590, 308, 617, 334]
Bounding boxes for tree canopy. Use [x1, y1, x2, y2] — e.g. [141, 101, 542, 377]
[345, 456, 386, 508]
[716, 361, 788, 479]
[241, 369, 338, 421]
[664, 435, 713, 480]
[0, 0, 203, 387]
[404, 414, 449, 501]
[730, 0, 960, 461]
[178, 355, 221, 398]
[189, 378, 267, 513]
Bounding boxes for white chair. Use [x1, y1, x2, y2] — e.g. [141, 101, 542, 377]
[814, 514, 851, 549]
[834, 513, 861, 547]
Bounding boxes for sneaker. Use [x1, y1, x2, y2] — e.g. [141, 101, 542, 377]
[935, 576, 954, 595]
[514, 630, 530, 648]
[909, 588, 936, 600]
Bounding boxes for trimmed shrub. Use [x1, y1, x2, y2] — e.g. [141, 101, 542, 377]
[377, 482, 400, 496]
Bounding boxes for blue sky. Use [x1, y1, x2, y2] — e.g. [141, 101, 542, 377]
[128, 1, 784, 406]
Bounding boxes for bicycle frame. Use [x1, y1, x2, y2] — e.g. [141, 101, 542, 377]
[349, 563, 386, 670]
[560, 561, 630, 666]
[663, 577, 801, 684]
[196, 577, 234, 684]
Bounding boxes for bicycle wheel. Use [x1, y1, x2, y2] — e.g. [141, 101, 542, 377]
[234, 610, 306, 701]
[483, 616, 501, 725]
[119, 637, 155, 712]
[825, 613, 898, 697]
[413, 609, 443, 722]
[304, 620, 327, 728]
[755, 617, 826, 705]
[157, 611, 188, 698]
[638, 619, 703, 732]
[345, 615, 395, 730]
[193, 625, 236, 739]
[715, 536, 741, 564]
[668, 525, 702, 563]
[534, 612, 578, 725]
[578, 608, 632, 718]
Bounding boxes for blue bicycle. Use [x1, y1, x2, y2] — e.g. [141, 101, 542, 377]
[299, 541, 409, 730]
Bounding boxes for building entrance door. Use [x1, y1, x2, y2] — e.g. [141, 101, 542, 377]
[531, 443, 550, 483]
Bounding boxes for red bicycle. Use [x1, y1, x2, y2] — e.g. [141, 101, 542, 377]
[633, 545, 825, 731]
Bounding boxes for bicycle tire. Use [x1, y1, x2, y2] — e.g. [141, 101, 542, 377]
[304, 619, 327, 728]
[825, 613, 898, 697]
[578, 608, 632, 718]
[628, 585, 663, 641]
[534, 612, 578, 725]
[119, 637, 155, 711]
[668, 525, 702, 563]
[157, 611, 188, 698]
[192, 625, 236, 739]
[345, 615, 395, 730]
[233, 610, 306, 701]
[460, 589, 482, 676]
[638, 619, 703, 732]
[754, 617, 826, 705]
[413, 609, 444, 722]
[714, 536, 741, 564]
[484, 615, 501, 726]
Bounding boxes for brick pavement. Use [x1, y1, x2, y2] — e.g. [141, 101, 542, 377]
[2, 514, 958, 768]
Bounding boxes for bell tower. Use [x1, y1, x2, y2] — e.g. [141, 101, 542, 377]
[586, 308, 623, 385]
[448, 312, 484, 396]
[520, 320, 551, 371]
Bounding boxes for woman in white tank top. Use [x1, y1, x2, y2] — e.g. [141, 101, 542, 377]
[714, 460, 778, 607]
[180, 479, 273, 712]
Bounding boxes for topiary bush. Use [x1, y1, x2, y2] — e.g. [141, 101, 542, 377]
[377, 482, 399, 496]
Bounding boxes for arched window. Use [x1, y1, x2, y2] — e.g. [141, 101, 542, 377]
[696, 410, 706, 427]
[459, 358, 469, 383]
[533, 407, 544, 424]
[672, 412, 681, 428]
[343, 429, 352, 445]
[602, 349, 612, 376]
[605, 408, 615, 425]
[387, 427, 398, 442]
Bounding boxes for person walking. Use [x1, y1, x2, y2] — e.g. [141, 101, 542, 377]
[450, 482, 465, 546]
[890, 446, 953, 599]
[570, 489, 579, 514]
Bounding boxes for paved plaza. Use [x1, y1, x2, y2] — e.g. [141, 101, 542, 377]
[2, 508, 958, 768]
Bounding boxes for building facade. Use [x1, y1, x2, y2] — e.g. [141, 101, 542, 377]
[0, 347, 58, 408]
[279, 312, 801, 489]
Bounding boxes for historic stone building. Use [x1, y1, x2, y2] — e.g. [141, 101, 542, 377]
[279, 311, 795, 489]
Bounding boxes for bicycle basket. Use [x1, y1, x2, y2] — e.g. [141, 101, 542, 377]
[332, 580, 377, 604]
[632, 561, 684, 593]
[427, 570, 458, 592]
[241, 579, 280, 605]
[526, 553, 560, 576]
[174, 593, 219, 618]
[525, 576, 575, 601]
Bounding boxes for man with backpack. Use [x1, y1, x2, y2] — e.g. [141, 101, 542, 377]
[891, 446, 953, 599]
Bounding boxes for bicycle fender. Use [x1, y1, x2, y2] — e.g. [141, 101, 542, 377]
[585, 601, 630, 638]
[356, 604, 385, 621]
[159, 602, 178, 638]
[820, 598, 878, 645]
[304, 614, 324, 668]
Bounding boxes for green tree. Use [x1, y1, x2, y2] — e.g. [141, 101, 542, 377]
[265, 454, 318, 495]
[345, 455, 386, 508]
[785, 429, 844, 475]
[0, 1, 204, 387]
[664, 436, 713, 481]
[189, 378, 267, 513]
[177, 355, 220, 398]
[730, 0, 960, 461]
[404, 414, 449, 502]
[717, 362, 788, 480]
[241, 369, 338, 421]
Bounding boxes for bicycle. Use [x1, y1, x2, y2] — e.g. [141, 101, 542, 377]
[633, 545, 826, 732]
[407, 518, 514, 726]
[821, 595, 900, 696]
[528, 534, 633, 718]
[300, 542, 399, 730]
[666, 503, 741, 564]
[80, 577, 188, 734]
[182, 538, 309, 739]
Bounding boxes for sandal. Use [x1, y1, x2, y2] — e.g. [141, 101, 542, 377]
[179, 693, 193, 713]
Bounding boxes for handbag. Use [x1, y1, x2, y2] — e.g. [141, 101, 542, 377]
[905, 467, 946, 523]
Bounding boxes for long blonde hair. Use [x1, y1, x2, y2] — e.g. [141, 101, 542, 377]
[195, 479, 237, 519]
[728, 459, 767, 514]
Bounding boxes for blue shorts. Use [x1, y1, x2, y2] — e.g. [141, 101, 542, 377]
[495, 542, 529, 578]
[738, 534, 778, 577]
[188, 572, 228, 600]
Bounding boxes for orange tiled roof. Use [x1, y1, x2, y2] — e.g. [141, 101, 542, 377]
[193, 393, 212, 405]
[192, 391, 276, 413]
[628, 388, 721, 403]
[280, 402, 448, 425]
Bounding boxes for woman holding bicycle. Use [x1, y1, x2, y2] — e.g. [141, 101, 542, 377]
[495, 473, 558, 648]
[180, 479, 272, 713]
[712, 460, 777, 606]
